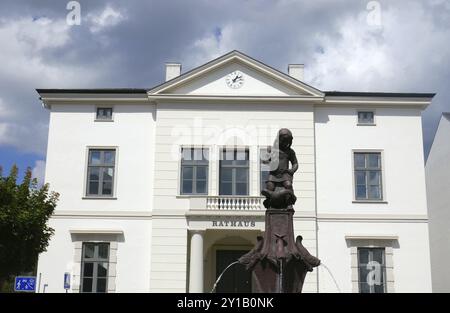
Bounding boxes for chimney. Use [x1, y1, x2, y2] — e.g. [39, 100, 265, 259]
[288, 64, 304, 81]
[165, 63, 181, 81]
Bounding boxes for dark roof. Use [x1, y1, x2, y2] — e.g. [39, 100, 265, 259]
[325, 91, 435, 98]
[36, 89, 436, 99]
[36, 88, 148, 94]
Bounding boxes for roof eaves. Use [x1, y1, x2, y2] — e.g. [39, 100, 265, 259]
[325, 91, 436, 98]
[36, 88, 148, 95]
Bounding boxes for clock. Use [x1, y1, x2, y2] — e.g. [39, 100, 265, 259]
[225, 71, 244, 89]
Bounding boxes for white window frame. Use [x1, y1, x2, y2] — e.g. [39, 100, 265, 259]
[71, 233, 119, 293]
[94, 105, 115, 122]
[356, 109, 376, 126]
[179, 146, 210, 196]
[218, 146, 250, 196]
[351, 149, 387, 203]
[176, 145, 212, 197]
[82, 146, 119, 199]
[346, 237, 396, 293]
[357, 247, 386, 293]
[80, 242, 110, 293]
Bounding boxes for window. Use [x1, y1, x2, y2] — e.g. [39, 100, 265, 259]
[358, 111, 375, 125]
[180, 147, 209, 195]
[354, 152, 382, 200]
[86, 149, 116, 197]
[219, 148, 249, 196]
[260, 147, 271, 193]
[81, 243, 109, 293]
[96, 107, 113, 120]
[358, 248, 386, 293]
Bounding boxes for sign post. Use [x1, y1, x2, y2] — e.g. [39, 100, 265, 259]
[64, 272, 71, 293]
[14, 276, 36, 292]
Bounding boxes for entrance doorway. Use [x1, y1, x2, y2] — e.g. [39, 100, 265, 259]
[215, 250, 252, 293]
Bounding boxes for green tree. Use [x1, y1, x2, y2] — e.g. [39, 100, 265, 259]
[0, 165, 59, 291]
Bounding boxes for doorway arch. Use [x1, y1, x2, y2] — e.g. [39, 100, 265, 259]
[203, 229, 262, 292]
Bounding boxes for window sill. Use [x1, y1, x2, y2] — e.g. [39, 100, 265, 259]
[357, 123, 376, 126]
[82, 196, 117, 200]
[176, 195, 208, 198]
[352, 200, 388, 204]
[94, 119, 114, 122]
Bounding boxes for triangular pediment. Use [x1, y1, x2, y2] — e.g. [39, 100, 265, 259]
[148, 51, 324, 97]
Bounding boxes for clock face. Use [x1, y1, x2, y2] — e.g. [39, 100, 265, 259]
[225, 71, 244, 89]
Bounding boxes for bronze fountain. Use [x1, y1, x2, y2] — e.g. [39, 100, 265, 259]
[238, 128, 320, 293]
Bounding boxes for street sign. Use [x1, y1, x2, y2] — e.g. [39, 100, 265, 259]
[64, 272, 71, 290]
[14, 276, 36, 292]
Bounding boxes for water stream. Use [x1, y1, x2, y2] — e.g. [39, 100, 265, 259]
[210, 261, 241, 293]
[211, 260, 342, 293]
[320, 263, 341, 293]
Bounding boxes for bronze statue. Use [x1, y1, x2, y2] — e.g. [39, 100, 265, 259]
[238, 128, 320, 293]
[261, 128, 298, 208]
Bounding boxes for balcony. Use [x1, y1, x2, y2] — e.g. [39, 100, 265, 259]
[190, 196, 265, 214]
[206, 196, 263, 211]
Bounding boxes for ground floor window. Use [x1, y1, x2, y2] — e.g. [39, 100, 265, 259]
[358, 247, 386, 293]
[81, 242, 110, 293]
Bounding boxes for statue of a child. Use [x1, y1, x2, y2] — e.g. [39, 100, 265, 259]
[261, 128, 298, 207]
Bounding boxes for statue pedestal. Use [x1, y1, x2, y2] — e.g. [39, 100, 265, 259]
[239, 207, 320, 293]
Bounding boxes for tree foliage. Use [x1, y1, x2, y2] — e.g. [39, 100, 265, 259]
[0, 165, 59, 290]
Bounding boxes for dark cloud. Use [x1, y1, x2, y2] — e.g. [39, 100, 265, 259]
[0, 0, 448, 161]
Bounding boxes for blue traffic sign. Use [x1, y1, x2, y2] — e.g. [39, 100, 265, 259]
[14, 276, 36, 292]
[64, 272, 71, 289]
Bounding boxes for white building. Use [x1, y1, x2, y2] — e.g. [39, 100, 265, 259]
[36, 50, 434, 293]
[426, 113, 450, 292]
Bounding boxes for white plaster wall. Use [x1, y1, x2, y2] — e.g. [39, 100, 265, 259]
[36, 217, 152, 293]
[153, 102, 316, 213]
[149, 217, 188, 292]
[45, 103, 156, 212]
[317, 221, 432, 293]
[315, 106, 428, 216]
[426, 114, 450, 292]
[293, 218, 318, 292]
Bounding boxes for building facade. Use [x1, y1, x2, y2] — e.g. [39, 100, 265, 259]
[36, 51, 434, 293]
[426, 113, 450, 292]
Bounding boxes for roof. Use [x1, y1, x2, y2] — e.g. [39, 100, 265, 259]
[35, 50, 436, 107]
[36, 88, 147, 94]
[36, 88, 436, 99]
[325, 91, 436, 98]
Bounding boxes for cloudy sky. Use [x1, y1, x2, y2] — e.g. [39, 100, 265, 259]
[0, 0, 449, 184]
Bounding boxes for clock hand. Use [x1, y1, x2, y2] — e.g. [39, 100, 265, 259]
[233, 75, 242, 83]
